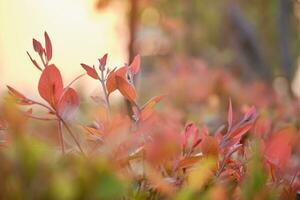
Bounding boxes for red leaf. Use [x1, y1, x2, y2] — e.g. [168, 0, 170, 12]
[140, 95, 165, 121]
[98, 53, 108, 71]
[81, 63, 98, 80]
[130, 54, 140, 74]
[38, 64, 64, 108]
[57, 88, 79, 120]
[230, 123, 253, 140]
[264, 129, 294, 170]
[223, 106, 258, 147]
[44, 31, 52, 61]
[7, 86, 33, 105]
[27, 52, 42, 71]
[33, 38, 43, 56]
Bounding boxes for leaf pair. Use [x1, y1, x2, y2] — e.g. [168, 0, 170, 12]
[106, 55, 140, 103]
[80, 54, 108, 80]
[28, 32, 53, 71]
[38, 64, 79, 120]
[222, 105, 258, 148]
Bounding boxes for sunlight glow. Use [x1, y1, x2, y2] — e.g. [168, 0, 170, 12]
[0, 0, 127, 97]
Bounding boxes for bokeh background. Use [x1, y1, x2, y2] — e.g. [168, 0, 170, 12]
[0, 0, 300, 96]
[1, 2, 300, 199]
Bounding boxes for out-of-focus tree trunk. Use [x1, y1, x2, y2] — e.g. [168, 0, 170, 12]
[278, 0, 294, 82]
[126, 0, 139, 116]
[182, 0, 198, 56]
[128, 0, 138, 63]
[225, 4, 272, 82]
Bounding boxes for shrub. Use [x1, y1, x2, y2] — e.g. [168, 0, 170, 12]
[0, 32, 299, 200]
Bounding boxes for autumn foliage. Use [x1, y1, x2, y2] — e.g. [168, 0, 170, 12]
[0, 32, 299, 200]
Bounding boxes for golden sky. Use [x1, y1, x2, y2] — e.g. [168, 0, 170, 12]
[0, 0, 127, 98]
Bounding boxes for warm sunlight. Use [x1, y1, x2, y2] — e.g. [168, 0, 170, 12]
[1, 1, 299, 199]
[0, 0, 127, 96]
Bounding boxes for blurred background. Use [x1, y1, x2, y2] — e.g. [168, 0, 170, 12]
[0, 0, 300, 97]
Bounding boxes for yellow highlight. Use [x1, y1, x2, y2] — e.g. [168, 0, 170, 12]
[0, 0, 127, 97]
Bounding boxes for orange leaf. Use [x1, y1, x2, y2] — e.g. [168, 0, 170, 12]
[129, 54, 140, 74]
[106, 71, 117, 95]
[81, 125, 103, 141]
[176, 155, 202, 170]
[115, 76, 137, 103]
[38, 64, 64, 108]
[140, 95, 165, 121]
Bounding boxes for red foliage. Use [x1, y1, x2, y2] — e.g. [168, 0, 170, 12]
[2, 32, 300, 199]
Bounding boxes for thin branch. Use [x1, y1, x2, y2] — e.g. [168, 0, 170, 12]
[58, 120, 65, 155]
[25, 114, 57, 121]
[29, 99, 56, 113]
[94, 65, 111, 110]
[60, 119, 86, 156]
[65, 73, 86, 89]
[39, 53, 47, 68]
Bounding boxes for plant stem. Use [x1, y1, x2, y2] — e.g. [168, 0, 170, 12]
[65, 73, 85, 89]
[39, 53, 47, 68]
[93, 65, 111, 110]
[100, 70, 111, 110]
[60, 119, 85, 156]
[25, 114, 57, 121]
[58, 120, 65, 155]
[29, 99, 56, 113]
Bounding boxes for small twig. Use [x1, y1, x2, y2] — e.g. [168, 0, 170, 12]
[58, 120, 65, 155]
[60, 119, 86, 156]
[25, 114, 57, 121]
[65, 73, 85, 89]
[28, 99, 55, 113]
[39, 53, 47, 68]
[95, 65, 111, 110]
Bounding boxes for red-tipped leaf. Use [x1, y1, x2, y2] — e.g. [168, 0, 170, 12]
[33, 38, 43, 56]
[81, 63, 98, 80]
[99, 53, 108, 71]
[38, 64, 64, 108]
[44, 31, 52, 61]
